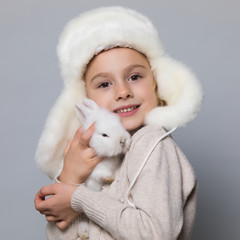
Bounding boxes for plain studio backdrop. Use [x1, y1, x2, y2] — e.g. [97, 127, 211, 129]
[0, 0, 239, 239]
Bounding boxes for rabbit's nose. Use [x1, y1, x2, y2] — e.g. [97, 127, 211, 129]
[120, 138, 126, 146]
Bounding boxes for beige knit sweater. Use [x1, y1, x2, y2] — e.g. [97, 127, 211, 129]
[46, 125, 197, 240]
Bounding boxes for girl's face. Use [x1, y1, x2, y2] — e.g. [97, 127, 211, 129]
[85, 48, 158, 131]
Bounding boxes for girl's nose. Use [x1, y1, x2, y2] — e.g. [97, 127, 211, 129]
[115, 82, 133, 100]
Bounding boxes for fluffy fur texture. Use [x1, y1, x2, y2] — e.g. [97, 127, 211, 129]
[75, 98, 131, 191]
[35, 6, 203, 179]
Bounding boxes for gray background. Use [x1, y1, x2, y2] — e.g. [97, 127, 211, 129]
[0, 0, 239, 239]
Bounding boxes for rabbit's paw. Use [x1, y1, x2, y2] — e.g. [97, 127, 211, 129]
[79, 232, 89, 240]
[101, 176, 115, 184]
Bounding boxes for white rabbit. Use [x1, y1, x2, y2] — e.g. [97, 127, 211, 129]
[75, 98, 131, 239]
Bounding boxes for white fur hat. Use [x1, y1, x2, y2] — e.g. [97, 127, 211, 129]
[36, 6, 203, 179]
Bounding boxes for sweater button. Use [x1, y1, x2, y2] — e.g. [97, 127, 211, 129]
[120, 198, 124, 203]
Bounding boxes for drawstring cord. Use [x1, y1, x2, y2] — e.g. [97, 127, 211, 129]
[125, 127, 177, 208]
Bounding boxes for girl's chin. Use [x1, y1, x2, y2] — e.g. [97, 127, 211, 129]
[121, 119, 143, 132]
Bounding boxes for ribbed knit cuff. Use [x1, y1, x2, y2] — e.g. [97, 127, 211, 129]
[71, 185, 126, 229]
[71, 185, 117, 228]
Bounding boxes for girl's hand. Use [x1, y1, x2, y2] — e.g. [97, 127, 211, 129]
[34, 183, 79, 230]
[35, 124, 102, 229]
[60, 123, 102, 184]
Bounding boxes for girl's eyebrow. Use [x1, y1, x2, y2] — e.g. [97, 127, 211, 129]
[124, 64, 147, 72]
[90, 64, 147, 83]
[90, 72, 110, 83]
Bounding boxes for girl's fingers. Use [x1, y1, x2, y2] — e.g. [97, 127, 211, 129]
[71, 127, 83, 146]
[68, 123, 95, 149]
[79, 123, 95, 147]
[38, 184, 57, 198]
[39, 210, 52, 215]
[56, 220, 70, 230]
[34, 191, 44, 204]
[64, 140, 72, 155]
[35, 184, 59, 212]
[91, 156, 103, 166]
[84, 148, 103, 168]
[45, 215, 60, 222]
[84, 147, 97, 159]
[35, 192, 47, 212]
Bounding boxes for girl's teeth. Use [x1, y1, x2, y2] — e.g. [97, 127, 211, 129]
[117, 106, 137, 113]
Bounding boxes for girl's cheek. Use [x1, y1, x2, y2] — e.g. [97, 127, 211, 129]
[87, 92, 109, 109]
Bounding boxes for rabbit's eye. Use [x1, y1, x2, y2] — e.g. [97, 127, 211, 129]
[102, 133, 109, 138]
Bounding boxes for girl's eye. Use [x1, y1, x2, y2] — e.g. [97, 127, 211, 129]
[128, 74, 141, 81]
[98, 82, 111, 88]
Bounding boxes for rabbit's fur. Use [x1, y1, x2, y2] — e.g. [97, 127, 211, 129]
[75, 98, 131, 238]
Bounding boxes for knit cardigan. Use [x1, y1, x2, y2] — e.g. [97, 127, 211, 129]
[46, 125, 197, 240]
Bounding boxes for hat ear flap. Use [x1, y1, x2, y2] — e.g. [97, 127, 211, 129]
[35, 86, 85, 179]
[146, 56, 203, 129]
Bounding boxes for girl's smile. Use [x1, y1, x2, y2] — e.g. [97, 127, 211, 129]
[113, 104, 141, 117]
[85, 47, 158, 131]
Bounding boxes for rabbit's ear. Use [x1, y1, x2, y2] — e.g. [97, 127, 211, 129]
[75, 103, 87, 122]
[75, 98, 99, 122]
[82, 98, 99, 112]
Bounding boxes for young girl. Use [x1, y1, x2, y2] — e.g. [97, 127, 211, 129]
[35, 6, 203, 240]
